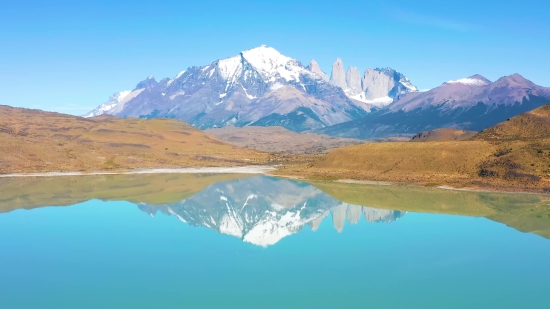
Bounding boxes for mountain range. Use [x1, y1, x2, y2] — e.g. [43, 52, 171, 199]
[86, 45, 417, 132]
[86, 45, 550, 139]
[137, 176, 405, 247]
[319, 74, 550, 138]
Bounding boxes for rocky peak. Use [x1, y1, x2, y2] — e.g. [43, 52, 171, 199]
[329, 58, 347, 89]
[307, 60, 328, 81]
[135, 76, 158, 90]
[345, 66, 362, 95]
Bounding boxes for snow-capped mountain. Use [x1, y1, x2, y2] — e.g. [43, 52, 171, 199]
[86, 45, 379, 132]
[84, 90, 131, 117]
[137, 176, 405, 247]
[323, 58, 418, 108]
[319, 73, 550, 139]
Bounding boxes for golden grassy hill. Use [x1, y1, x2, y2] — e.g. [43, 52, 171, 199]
[276, 103, 550, 192]
[473, 103, 550, 140]
[410, 128, 478, 142]
[0, 173, 249, 213]
[206, 126, 364, 154]
[0, 105, 268, 173]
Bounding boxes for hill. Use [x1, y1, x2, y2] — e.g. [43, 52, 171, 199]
[276, 103, 550, 192]
[410, 128, 477, 142]
[0, 105, 267, 174]
[473, 103, 550, 140]
[206, 126, 364, 154]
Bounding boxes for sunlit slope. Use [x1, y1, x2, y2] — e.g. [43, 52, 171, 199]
[0, 173, 249, 213]
[0, 105, 268, 173]
[311, 181, 550, 239]
[276, 103, 550, 192]
[473, 103, 550, 140]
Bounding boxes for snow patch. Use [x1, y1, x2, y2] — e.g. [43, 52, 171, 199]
[351, 94, 394, 107]
[446, 78, 490, 86]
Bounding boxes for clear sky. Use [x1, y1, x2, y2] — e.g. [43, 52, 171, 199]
[1, 0, 549, 115]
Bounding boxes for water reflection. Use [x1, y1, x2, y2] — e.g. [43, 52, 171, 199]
[137, 176, 405, 246]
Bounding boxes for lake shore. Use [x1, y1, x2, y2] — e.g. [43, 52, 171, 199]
[0, 166, 276, 178]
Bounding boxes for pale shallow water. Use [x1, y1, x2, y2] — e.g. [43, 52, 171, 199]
[0, 174, 549, 309]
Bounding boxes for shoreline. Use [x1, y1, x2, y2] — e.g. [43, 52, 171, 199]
[0, 166, 277, 178]
[273, 174, 550, 195]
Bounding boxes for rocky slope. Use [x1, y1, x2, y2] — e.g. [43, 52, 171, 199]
[320, 74, 550, 139]
[138, 176, 405, 246]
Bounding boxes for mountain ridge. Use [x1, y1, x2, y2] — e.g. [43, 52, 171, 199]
[319, 73, 550, 139]
[86, 45, 417, 132]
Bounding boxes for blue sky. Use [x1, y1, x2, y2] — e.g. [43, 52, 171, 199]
[1, 0, 549, 115]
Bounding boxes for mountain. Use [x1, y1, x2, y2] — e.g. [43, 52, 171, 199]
[327, 59, 418, 108]
[319, 74, 550, 139]
[0, 105, 266, 174]
[86, 45, 376, 132]
[137, 176, 405, 247]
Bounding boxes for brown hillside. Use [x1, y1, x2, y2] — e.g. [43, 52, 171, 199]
[276, 104, 550, 192]
[473, 103, 550, 140]
[0, 105, 268, 173]
[206, 126, 364, 154]
[411, 128, 477, 142]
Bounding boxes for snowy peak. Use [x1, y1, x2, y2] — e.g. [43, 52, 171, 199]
[135, 76, 158, 90]
[307, 60, 328, 81]
[446, 74, 491, 86]
[83, 90, 131, 117]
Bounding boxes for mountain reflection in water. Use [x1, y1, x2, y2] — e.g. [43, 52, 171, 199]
[137, 176, 405, 247]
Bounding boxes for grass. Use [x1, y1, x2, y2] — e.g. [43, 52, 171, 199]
[0, 105, 269, 173]
[275, 103, 550, 193]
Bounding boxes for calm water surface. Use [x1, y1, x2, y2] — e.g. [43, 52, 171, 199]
[0, 174, 549, 309]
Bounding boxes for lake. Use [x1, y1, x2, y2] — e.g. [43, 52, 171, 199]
[1, 174, 549, 309]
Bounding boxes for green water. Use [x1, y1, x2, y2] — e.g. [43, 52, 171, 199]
[0, 175, 549, 308]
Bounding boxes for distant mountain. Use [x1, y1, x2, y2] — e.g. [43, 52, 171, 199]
[86, 46, 417, 132]
[86, 46, 378, 132]
[138, 176, 405, 247]
[327, 59, 418, 108]
[319, 74, 550, 139]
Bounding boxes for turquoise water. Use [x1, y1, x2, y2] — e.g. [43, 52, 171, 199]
[1, 175, 549, 308]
